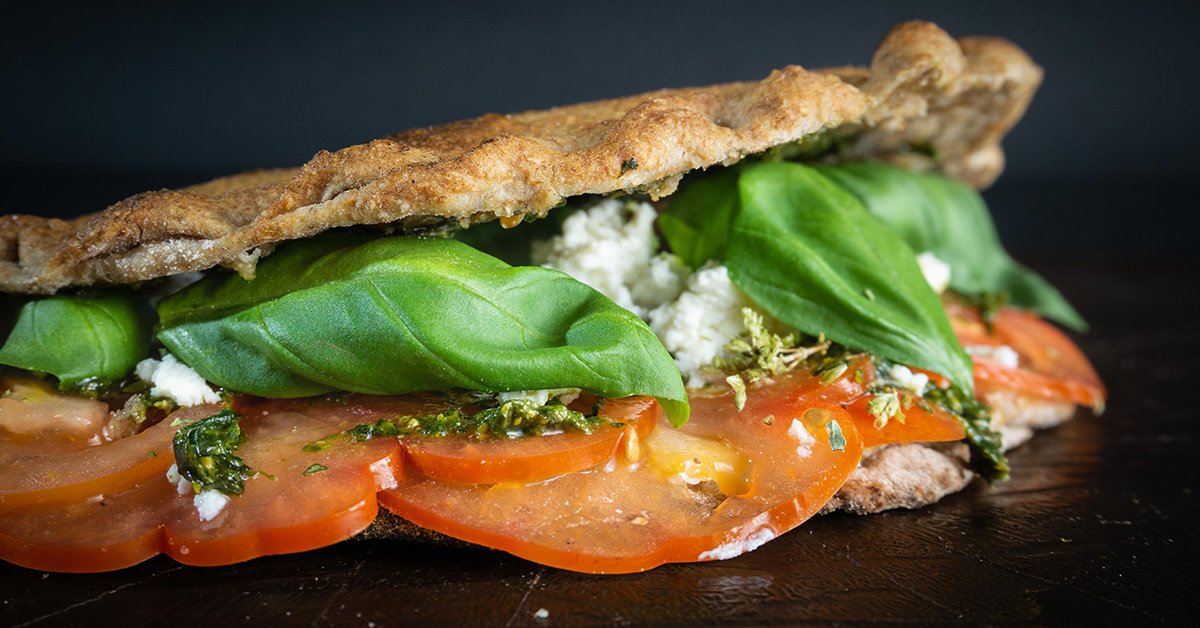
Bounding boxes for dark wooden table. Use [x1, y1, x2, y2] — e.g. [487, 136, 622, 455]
[1, 258, 1195, 626]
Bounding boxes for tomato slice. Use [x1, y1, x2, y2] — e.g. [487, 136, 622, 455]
[843, 394, 966, 448]
[404, 396, 658, 485]
[947, 301, 1106, 408]
[0, 399, 406, 572]
[0, 378, 111, 465]
[0, 404, 217, 513]
[162, 407, 402, 567]
[379, 387, 863, 574]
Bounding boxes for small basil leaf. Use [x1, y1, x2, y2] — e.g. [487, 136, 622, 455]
[158, 235, 689, 426]
[726, 162, 974, 393]
[0, 292, 153, 386]
[816, 162, 1087, 331]
[656, 167, 741, 269]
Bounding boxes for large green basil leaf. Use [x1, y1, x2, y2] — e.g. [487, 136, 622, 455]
[656, 167, 742, 269]
[157, 234, 689, 426]
[816, 162, 1086, 331]
[726, 162, 974, 393]
[0, 292, 153, 386]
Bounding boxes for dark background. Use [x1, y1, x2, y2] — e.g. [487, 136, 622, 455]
[1, 1, 1197, 255]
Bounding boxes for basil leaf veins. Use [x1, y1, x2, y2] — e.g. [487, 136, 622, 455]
[725, 162, 975, 393]
[0, 292, 153, 388]
[157, 234, 689, 426]
[816, 162, 1086, 331]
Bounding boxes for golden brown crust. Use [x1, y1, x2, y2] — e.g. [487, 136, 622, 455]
[0, 20, 1040, 294]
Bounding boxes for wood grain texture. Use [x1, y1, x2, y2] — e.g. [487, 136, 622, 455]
[0, 257, 1195, 625]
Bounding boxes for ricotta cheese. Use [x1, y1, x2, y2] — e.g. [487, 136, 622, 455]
[966, 344, 1021, 369]
[136, 353, 220, 407]
[916, 251, 952, 294]
[533, 199, 687, 316]
[647, 265, 747, 387]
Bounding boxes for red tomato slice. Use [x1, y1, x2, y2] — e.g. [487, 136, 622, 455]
[379, 386, 863, 574]
[0, 405, 217, 513]
[404, 396, 658, 485]
[947, 302, 1106, 408]
[0, 378, 111, 465]
[843, 394, 966, 448]
[0, 400, 405, 572]
[785, 357, 965, 449]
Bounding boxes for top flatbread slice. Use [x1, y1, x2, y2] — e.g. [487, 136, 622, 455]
[0, 21, 1040, 294]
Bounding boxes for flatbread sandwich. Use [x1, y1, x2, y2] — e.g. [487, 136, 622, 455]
[0, 21, 1105, 573]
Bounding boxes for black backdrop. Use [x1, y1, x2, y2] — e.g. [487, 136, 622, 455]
[2, 1, 1196, 256]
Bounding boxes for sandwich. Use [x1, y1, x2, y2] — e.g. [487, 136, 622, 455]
[0, 21, 1105, 574]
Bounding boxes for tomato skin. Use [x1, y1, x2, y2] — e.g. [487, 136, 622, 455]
[404, 396, 658, 485]
[380, 388, 864, 574]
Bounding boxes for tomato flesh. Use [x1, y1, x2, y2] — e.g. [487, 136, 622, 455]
[0, 404, 216, 514]
[404, 396, 657, 485]
[1, 357, 978, 574]
[0, 379, 111, 465]
[380, 382, 864, 574]
[947, 302, 1106, 408]
[0, 400, 405, 572]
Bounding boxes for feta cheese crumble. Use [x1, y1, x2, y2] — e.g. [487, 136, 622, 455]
[167, 463, 230, 521]
[497, 388, 581, 407]
[916, 251, 952, 294]
[884, 364, 930, 397]
[697, 514, 777, 561]
[788, 418, 816, 458]
[533, 199, 688, 316]
[135, 353, 220, 407]
[966, 344, 1020, 369]
[165, 463, 191, 495]
[648, 265, 748, 387]
[193, 489, 230, 522]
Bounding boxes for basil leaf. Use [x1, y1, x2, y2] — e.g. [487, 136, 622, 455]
[726, 162, 974, 393]
[656, 167, 741, 269]
[0, 292, 153, 386]
[455, 205, 580, 266]
[158, 234, 689, 426]
[816, 162, 1087, 331]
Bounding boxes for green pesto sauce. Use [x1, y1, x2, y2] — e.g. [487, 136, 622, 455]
[172, 409, 255, 495]
[303, 398, 606, 453]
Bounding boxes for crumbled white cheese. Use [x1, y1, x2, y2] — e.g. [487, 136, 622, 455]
[165, 462, 191, 495]
[916, 251, 952, 294]
[648, 265, 747, 387]
[966, 344, 1021, 369]
[885, 364, 930, 397]
[168, 463, 230, 521]
[788, 418, 816, 459]
[533, 199, 687, 316]
[136, 353, 220, 407]
[698, 514, 777, 561]
[497, 388, 582, 407]
[533, 609, 550, 620]
[193, 490, 230, 522]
